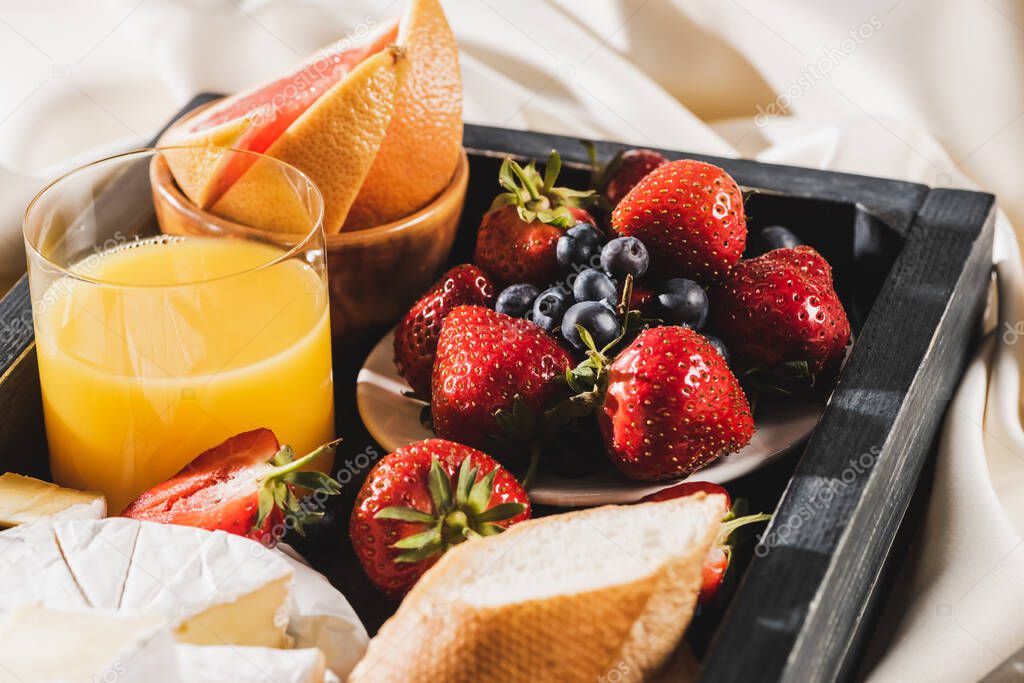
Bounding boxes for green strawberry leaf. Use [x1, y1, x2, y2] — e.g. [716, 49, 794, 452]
[455, 457, 477, 508]
[395, 541, 445, 564]
[475, 502, 526, 523]
[392, 523, 443, 550]
[508, 159, 541, 201]
[549, 186, 598, 208]
[285, 471, 342, 495]
[493, 396, 538, 442]
[545, 377, 607, 427]
[427, 457, 452, 513]
[490, 151, 596, 226]
[375, 506, 437, 523]
[542, 149, 561, 194]
[255, 485, 276, 531]
[576, 325, 598, 354]
[467, 468, 498, 513]
[488, 192, 518, 213]
[497, 157, 518, 194]
[535, 206, 574, 228]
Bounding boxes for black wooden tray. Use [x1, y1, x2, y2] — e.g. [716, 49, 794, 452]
[0, 94, 995, 682]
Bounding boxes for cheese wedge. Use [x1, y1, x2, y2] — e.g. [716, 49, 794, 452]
[0, 518, 293, 648]
[177, 645, 330, 683]
[0, 473, 105, 527]
[0, 604, 180, 683]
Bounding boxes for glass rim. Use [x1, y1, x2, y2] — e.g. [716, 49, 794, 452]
[23, 146, 326, 289]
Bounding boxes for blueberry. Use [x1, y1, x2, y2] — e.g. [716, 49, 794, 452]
[759, 225, 801, 251]
[704, 334, 730, 364]
[556, 223, 604, 272]
[532, 286, 573, 333]
[600, 236, 649, 277]
[495, 283, 539, 318]
[657, 278, 708, 329]
[573, 269, 617, 304]
[562, 301, 619, 350]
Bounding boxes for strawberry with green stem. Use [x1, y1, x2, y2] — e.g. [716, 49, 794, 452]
[611, 158, 747, 283]
[122, 429, 342, 544]
[584, 142, 668, 210]
[540, 275, 754, 481]
[474, 150, 597, 287]
[431, 305, 573, 487]
[393, 264, 495, 398]
[350, 439, 530, 596]
[711, 245, 851, 375]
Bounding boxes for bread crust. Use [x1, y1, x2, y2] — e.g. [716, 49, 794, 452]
[349, 493, 725, 683]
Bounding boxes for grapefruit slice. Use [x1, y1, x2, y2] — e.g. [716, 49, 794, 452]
[161, 22, 402, 232]
[210, 47, 406, 234]
[160, 0, 461, 233]
[342, 0, 463, 230]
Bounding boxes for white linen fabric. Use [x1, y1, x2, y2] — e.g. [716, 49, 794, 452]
[0, 1, 1021, 679]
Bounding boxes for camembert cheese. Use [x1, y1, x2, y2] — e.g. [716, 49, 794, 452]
[0, 517, 293, 648]
[0, 473, 105, 527]
[0, 604, 180, 683]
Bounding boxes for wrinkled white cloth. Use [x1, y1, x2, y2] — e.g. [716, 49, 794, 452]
[0, 1, 1021, 680]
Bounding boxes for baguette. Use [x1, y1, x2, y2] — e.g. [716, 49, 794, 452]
[349, 492, 726, 683]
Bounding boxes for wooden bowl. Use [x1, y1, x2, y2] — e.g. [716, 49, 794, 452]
[150, 148, 468, 341]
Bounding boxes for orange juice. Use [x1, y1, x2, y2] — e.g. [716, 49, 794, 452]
[33, 235, 334, 511]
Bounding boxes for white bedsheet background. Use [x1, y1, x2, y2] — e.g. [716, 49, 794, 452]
[1, 1, 1022, 680]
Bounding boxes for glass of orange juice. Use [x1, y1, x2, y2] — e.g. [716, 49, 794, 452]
[23, 148, 335, 511]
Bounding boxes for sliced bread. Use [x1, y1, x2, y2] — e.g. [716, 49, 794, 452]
[349, 492, 726, 683]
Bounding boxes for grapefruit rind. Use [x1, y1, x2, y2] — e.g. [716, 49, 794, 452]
[160, 117, 251, 209]
[210, 47, 406, 234]
[342, 0, 463, 230]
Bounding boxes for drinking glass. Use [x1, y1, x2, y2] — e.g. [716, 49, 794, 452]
[24, 148, 334, 511]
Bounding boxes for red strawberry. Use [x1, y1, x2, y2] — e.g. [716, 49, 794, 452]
[474, 150, 596, 287]
[121, 429, 340, 545]
[393, 264, 495, 397]
[350, 438, 530, 596]
[641, 480, 731, 507]
[700, 545, 731, 603]
[619, 278, 658, 316]
[710, 245, 851, 374]
[640, 482, 769, 604]
[611, 159, 746, 283]
[432, 305, 573, 454]
[603, 148, 668, 207]
[568, 206, 597, 226]
[599, 326, 754, 480]
[474, 206, 562, 287]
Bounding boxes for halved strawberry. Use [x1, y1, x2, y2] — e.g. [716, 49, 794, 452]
[121, 429, 340, 545]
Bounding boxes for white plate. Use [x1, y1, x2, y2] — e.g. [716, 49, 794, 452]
[356, 329, 823, 507]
